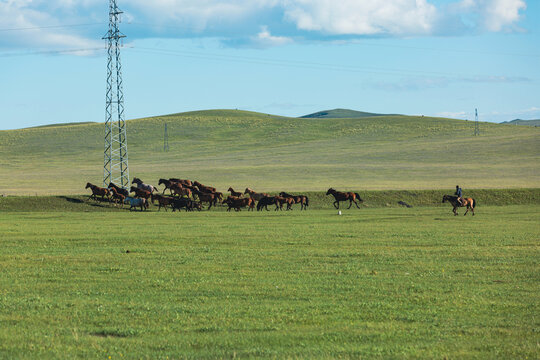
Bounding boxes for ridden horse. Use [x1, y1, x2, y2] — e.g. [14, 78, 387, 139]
[279, 192, 309, 210]
[85, 183, 110, 202]
[244, 188, 268, 201]
[124, 196, 148, 211]
[326, 188, 363, 209]
[109, 187, 125, 207]
[130, 186, 152, 201]
[151, 193, 175, 212]
[228, 187, 243, 197]
[132, 177, 158, 193]
[108, 182, 129, 197]
[442, 195, 476, 216]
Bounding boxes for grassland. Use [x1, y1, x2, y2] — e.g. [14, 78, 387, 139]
[0, 110, 538, 195]
[1, 204, 538, 358]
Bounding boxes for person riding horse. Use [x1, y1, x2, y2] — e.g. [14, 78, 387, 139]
[455, 185, 463, 206]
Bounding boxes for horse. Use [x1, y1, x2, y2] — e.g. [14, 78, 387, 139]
[279, 192, 309, 210]
[85, 182, 110, 202]
[244, 188, 269, 201]
[169, 178, 192, 187]
[326, 188, 363, 209]
[151, 193, 175, 212]
[124, 196, 148, 211]
[158, 178, 178, 195]
[193, 181, 216, 193]
[130, 186, 152, 201]
[228, 187, 243, 197]
[132, 177, 158, 193]
[275, 195, 294, 211]
[108, 182, 129, 197]
[109, 187, 125, 207]
[224, 197, 255, 212]
[257, 196, 278, 211]
[442, 195, 476, 216]
[169, 182, 192, 198]
[171, 197, 201, 212]
[192, 189, 219, 210]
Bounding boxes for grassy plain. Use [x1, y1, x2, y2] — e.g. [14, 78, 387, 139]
[0, 110, 538, 194]
[1, 204, 539, 358]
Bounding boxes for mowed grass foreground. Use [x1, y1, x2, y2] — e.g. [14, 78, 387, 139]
[1, 206, 539, 358]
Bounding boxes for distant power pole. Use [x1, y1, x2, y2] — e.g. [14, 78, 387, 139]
[474, 108, 480, 136]
[102, 0, 129, 188]
[163, 123, 169, 152]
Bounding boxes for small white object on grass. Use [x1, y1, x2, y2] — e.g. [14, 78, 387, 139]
[338, 210, 342, 215]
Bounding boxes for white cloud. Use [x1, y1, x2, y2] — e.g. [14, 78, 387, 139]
[252, 26, 293, 47]
[282, 0, 438, 36]
[482, 0, 526, 31]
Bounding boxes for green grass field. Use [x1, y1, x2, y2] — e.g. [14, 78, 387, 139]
[1, 204, 538, 358]
[0, 110, 538, 194]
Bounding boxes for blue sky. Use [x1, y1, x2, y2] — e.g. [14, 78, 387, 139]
[0, 0, 538, 130]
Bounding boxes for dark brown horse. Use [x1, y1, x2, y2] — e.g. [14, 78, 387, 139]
[108, 182, 129, 197]
[224, 196, 255, 212]
[442, 195, 476, 216]
[326, 188, 363, 209]
[228, 187, 243, 197]
[151, 193, 175, 212]
[169, 178, 192, 187]
[193, 181, 216, 193]
[85, 183, 110, 202]
[158, 178, 179, 195]
[192, 189, 219, 210]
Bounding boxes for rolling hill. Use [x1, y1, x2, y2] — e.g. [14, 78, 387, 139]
[300, 108, 391, 118]
[500, 119, 540, 126]
[0, 109, 538, 195]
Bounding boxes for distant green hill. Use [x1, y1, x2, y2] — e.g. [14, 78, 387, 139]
[25, 121, 97, 129]
[500, 119, 540, 126]
[300, 108, 392, 119]
[0, 109, 538, 195]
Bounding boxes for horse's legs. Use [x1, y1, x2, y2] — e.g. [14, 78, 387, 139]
[464, 205, 469, 216]
[453, 206, 458, 216]
[334, 201, 339, 209]
[347, 200, 353, 209]
[354, 199, 361, 209]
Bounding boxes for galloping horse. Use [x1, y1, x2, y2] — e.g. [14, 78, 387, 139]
[85, 183, 110, 202]
[124, 196, 148, 211]
[326, 188, 363, 209]
[109, 187, 125, 207]
[158, 178, 178, 195]
[132, 177, 158, 193]
[228, 187, 243, 197]
[279, 192, 309, 210]
[442, 195, 476, 216]
[130, 186, 152, 201]
[108, 182, 129, 197]
[244, 188, 268, 201]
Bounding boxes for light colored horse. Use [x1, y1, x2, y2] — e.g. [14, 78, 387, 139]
[132, 177, 158, 193]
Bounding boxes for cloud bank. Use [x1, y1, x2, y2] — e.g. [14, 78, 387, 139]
[0, 0, 528, 50]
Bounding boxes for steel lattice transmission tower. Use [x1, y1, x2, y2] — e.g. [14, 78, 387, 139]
[474, 108, 480, 136]
[102, 0, 129, 188]
[163, 123, 169, 152]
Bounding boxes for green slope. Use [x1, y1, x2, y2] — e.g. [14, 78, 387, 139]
[300, 108, 391, 118]
[0, 109, 538, 195]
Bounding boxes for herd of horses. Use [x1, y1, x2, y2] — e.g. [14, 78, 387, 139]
[85, 178, 476, 215]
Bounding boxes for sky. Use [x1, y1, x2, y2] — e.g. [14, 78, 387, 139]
[0, 0, 539, 130]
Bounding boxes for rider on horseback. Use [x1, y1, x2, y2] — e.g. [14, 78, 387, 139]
[455, 185, 463, 206]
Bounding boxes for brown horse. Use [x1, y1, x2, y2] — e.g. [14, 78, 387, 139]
[224, 196, 255, 212]
[130, 186, 152, 201]
[169, 182, 192, 198]
[442, 195, 476, 216]
[85, 183, 110, 202]
[279, 192, 309, 210]
[108, 182, 129, 197]
[151, 193, 175, 211]
[192, 189, 219, 210]
[326, 188, 363, 209]
[193, 181, 216, 193]
[169, 178, 192, 187]
[228, 187, 243, 197]
[244, 188, 268, 201]
[109, 187, 125, 207]
[158, 178, 179, 195]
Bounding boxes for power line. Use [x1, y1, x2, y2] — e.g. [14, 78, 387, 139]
[0, 47, 106, 57]
[0, 22, 105, 32]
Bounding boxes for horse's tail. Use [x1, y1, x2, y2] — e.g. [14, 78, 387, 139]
[305, 196, 309, 207]
[355, 193, 363, 202]
[472, 198, 476, 208]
